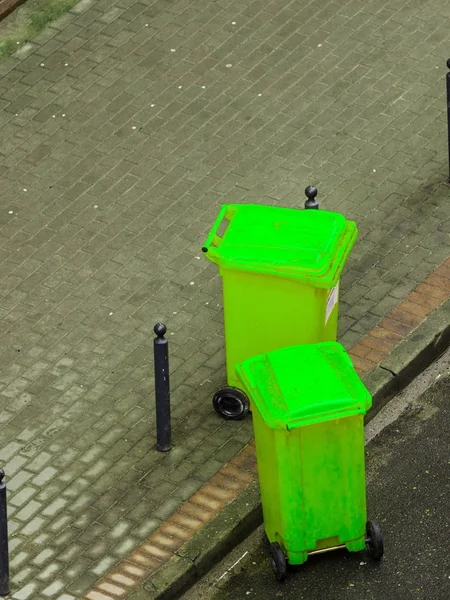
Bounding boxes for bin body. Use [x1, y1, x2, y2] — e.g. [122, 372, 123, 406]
[237, 342, 371, 565]
[203, 204, 357, 389]
[222, 268, 339, 387]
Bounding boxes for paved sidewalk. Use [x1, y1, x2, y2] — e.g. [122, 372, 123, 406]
[81, 270, 450, 600]
[0, 0, 448, 598]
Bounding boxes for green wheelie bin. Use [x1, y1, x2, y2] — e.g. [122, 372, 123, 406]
[202, 190, 357, 419]
[236, 341, 384, 581]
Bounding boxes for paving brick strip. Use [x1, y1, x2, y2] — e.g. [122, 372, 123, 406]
[0, 0, 450, 598]
[348, 258, 450, 374]
[81, 256, 450, 600]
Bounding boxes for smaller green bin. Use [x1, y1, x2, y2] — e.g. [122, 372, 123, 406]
[202, 203, 357, 418]
[237, 342, 384, 580]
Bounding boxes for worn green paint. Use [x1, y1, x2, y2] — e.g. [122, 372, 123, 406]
[237, 342, 371, 565]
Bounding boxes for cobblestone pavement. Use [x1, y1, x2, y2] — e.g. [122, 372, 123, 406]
[0, 0, 449, 598]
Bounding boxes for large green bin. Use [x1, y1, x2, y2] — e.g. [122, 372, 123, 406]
[202, 203, 357, 418]
[236, 342, 383, 580]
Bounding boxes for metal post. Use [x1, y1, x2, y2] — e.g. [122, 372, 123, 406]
[0, 469, 9, 596]
[304, 186, 319, 209]
[154, 323, 172, 452]
[447, 59, 450, 181]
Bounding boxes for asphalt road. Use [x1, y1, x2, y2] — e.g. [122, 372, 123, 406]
[182, 358, 450, 600]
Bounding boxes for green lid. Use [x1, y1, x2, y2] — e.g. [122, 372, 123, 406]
[237, 342, 372, 430]
[202, 204, 357, 288]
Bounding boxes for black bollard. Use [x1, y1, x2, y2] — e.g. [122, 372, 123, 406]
[447, 59, 450, 181]
[304, 186, 319, 209]
[0, 469, 9, 596]
[154, 323, 172, 452]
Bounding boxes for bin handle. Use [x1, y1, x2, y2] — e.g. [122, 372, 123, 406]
[201, 205, 236, 261]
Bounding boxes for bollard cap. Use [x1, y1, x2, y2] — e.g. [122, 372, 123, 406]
[304, 186, 319, 209]
[0, 468, 4, 483]
[305, 185, 318, 199]
[154, 323, 167, 337]
[447, 58, 450, 69]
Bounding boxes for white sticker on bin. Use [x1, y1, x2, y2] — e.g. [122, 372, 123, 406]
[325, 281, 339, 325]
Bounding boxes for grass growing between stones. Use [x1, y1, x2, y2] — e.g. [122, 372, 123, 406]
[0, 0, 79, 60]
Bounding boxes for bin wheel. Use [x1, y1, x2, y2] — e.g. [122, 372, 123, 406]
[365, 520, 384, 560]
[213, 387, 250, 420]
[269, 542, 287, 582]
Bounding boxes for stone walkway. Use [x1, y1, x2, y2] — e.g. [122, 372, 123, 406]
[81, 256, 450, 600]
[0, 0, 448, 598]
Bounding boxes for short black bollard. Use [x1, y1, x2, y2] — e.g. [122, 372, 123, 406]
[447, 59, 450, 181]
[154, 323, 172, 452]
[304, 186, 319, 209]
[0, 469, 9, 596]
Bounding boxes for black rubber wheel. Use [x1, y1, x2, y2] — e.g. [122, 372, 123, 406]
[366, 520, 384, 560]
[212, 386, 250, 420]
[269, 542, 287, 582]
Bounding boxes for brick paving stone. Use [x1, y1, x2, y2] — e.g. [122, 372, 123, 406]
[166, 512, 203, 533]
[0, 0, 449, 597]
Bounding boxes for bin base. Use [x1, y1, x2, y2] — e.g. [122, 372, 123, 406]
[267, 525, 383, 581]
[346, 536, 366, 553]
[281, 535, 366, 566]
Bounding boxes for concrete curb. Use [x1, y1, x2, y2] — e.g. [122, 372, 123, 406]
[364, 298, 450, 421]
[150, 299, 450, 600]
[150, 482, 262, 600]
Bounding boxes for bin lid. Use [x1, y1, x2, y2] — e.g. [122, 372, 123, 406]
[202, 204, 357, 288]
[236, 342, 372, 430]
